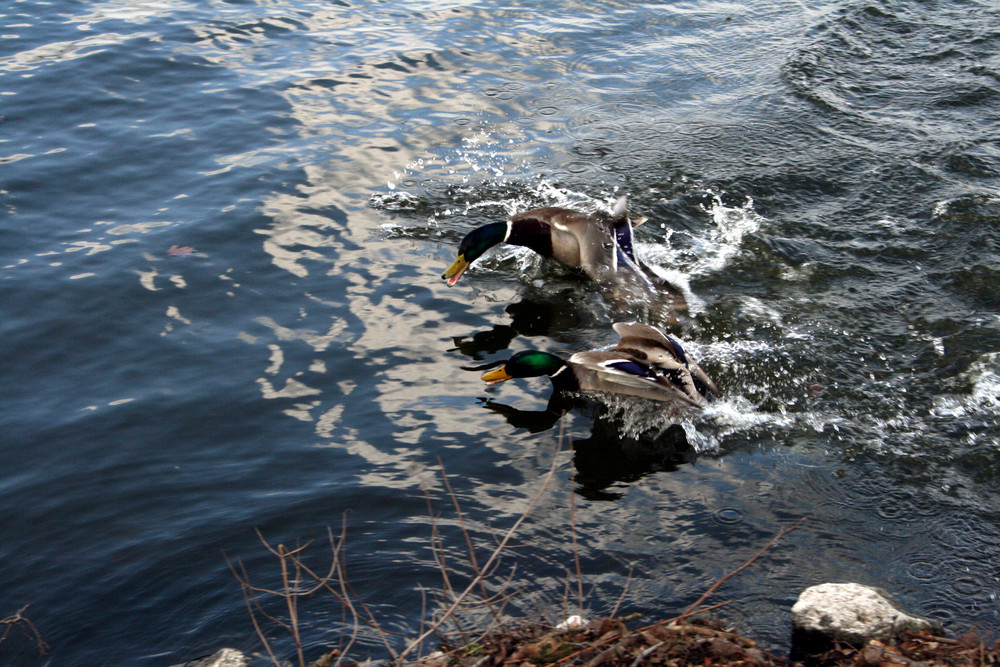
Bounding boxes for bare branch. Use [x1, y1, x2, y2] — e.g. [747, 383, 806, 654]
[608, 565, 634, 620]
[276, 543, 307, 667]
[0, 605, 49, 657]
[551, 519, 804, 667]
[224, 553, 281, 666]
[678, 517, 805, 621]
[338, 552, 400, 660]
[437, 457, 505, 630]
[396, 447, 564, 663]
[569, 471, 584, 619]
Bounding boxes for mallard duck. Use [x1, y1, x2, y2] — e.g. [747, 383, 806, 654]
[442, 197, 686, 312]
[481, 322, 718, 406]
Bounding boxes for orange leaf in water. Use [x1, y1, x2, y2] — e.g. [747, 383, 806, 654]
[167, 245, 196, 257]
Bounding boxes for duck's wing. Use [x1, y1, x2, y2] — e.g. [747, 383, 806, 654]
[688, 361, 720, 399]
[613, 322, 677, 351]
[611, 323, 720, 402]
[606, 198, 689, 313]
[545, 209, 618, 280]
[612, 322, 688, 364]
[568, 350, 703, 406]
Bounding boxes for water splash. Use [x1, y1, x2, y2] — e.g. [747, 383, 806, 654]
[931, 352, 1000, 423]
[376, 127, 532, 198]
[691, 194, 764, 274]
[634, 193, 764, 315]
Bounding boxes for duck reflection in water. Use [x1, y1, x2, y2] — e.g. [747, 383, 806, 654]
[576, 417, 695, 501]
[478, 395, 697, 500]
[448, 294, 588, 361]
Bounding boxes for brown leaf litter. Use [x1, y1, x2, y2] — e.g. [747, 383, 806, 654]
[400, 617, 1000, 667]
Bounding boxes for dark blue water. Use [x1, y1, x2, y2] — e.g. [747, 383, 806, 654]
[2, 0, 1000, 664]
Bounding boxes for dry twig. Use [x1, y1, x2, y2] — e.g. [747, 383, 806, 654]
[396, 449, 563, 663]
[228, 448, 564, 667]
[0, 605, 49, 657]
[676, 517, 806, 622]
[569, 467, 585, 620]
[551, 518, 805, 666]
[438, 456, 505, 631]
[226, 513, 384, 667]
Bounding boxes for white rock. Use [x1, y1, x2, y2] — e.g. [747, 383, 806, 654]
[791, 582, 939, 645]
[170, 648, 248, 667]
[556, 615, 587, 630]
[412, 650, 448, 667]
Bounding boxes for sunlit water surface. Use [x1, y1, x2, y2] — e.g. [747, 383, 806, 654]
[2, 0, 1000, 664]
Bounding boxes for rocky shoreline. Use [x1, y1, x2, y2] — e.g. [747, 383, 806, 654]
[173, 583, 999, 667]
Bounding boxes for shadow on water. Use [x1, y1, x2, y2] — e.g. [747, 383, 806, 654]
[573, 413, 696, 501]
[481, 390, 698, 500]
[448, 292, 591, 361]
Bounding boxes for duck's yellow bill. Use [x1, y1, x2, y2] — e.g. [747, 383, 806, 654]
[442, 255, 468, 286]
[481, 366, 512, 385]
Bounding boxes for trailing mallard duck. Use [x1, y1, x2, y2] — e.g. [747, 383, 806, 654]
[481, 322, 718, 406]
[443, 197, 686, 313]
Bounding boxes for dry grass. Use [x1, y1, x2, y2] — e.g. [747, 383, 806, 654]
[226, 452, 561, 667]
[426, 620, 1000, 667]
[226, 448, 814, 667]
[225, 455, 1000, 667]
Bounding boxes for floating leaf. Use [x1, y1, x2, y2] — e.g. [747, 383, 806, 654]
[167, 245, 196, 257]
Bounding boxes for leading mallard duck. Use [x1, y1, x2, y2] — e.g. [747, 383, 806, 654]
[443, 197, 686, 312]
[481, 322, 718, 406]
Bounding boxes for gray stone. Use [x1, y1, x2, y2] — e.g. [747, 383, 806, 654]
[169, 647, 248, 667]
[791, 582, 940, 645]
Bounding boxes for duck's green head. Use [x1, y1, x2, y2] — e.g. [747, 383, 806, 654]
[482, 350, 565, 384]
[443, 222, 508, 286]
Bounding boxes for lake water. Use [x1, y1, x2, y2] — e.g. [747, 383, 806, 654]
[2, 0, 1000, 664]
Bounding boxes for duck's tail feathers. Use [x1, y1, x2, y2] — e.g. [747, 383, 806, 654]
[690, 363, 721, 400]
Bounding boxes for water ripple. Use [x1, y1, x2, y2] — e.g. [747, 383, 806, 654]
[4, 0, 1000, 663]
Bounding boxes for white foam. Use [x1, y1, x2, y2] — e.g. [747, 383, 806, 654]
[691, 194, 763, 275]
[634, 193, 764, 308]
[931, 352, 1000, 419]
[640, 254, 705, 315]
